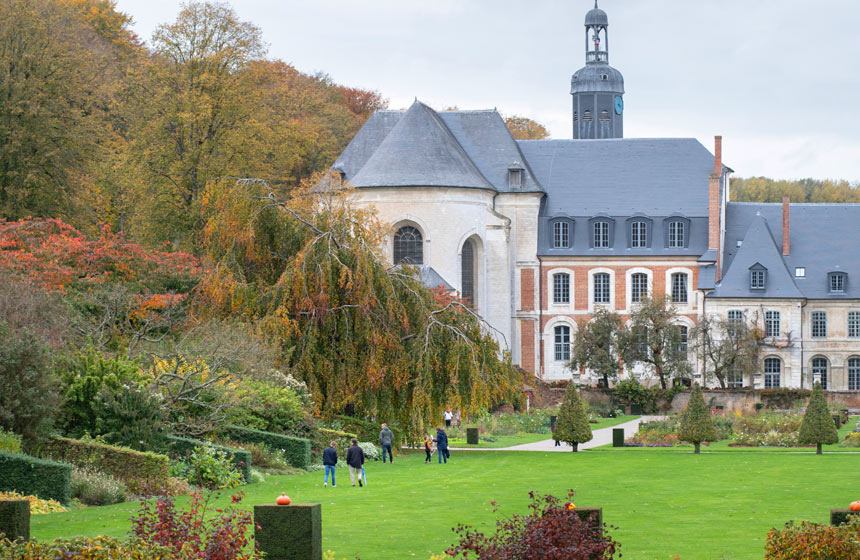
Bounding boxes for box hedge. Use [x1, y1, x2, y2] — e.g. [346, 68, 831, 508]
[165, 435, 251, 482]
[0, 451, 72, 504]
[0, 499, 30, 540]
[314, 428, 356, 458]
[254, 503, 321, 560]
[334, 415, 402, 448]
[222, 426, 310, 470]
[41, 437, 169, 488]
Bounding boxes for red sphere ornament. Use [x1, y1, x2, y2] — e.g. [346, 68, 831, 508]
[276, 493, 291, 506]
[850, 501, 860, 512]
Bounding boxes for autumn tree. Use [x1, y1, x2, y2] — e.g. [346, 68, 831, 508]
[678, 384, 718, 454]
[196, 177, 521, 436]
[799, 382, 839, 455]
[569, 308, 623, 388]
[620, 294, 692, 390]
[692, 314, 760, 389]
[554, 383, 592, 452]
[505, 115, 550, 140]
[731, 176, 860, 204]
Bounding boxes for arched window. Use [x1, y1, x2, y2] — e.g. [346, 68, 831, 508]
[553, 273, 570, 304]
[849, 358, 860, 391]
[393, 226, 423, 265]
[554, 325, 571, 362]
[812, 356, 828, 389]
[764, 357, 781, 388]
[461, 238, 476, 305]
[631, 273, 648, 303]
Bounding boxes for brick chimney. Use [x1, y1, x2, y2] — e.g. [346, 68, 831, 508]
[713, 135, 722, 175]
[782, 195, 790, 255]
[708, 136, 722, 252]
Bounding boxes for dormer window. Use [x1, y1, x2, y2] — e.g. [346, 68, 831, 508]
[594, 222, 609, 248]
[668, 221, 685, 248]
[829, 272, 847, 293]
[552, 221, 570, 248]
[630, 221, 647, 248]
[338, 171, 346, 185]
[664, 217, 690, 249]
[508, 168, 523, 188]
[749, 264, 767, 290]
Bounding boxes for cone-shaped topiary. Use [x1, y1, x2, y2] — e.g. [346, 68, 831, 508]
[554, 384, 592, 452]
[799, 382, 838, 454]
[678, 384, 718, 454]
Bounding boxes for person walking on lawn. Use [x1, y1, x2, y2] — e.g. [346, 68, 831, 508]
[434, 427, 449, 464]
[346, 438, 365, 486]
[322, 441, 337, 487]
[379, 423, 394, 463]
[423, 434, 433, 463]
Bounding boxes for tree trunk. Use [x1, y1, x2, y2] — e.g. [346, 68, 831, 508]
[571, 442, 578, 452]
[657, 366, 667, 389]
[817, 443, 822, 455]
[602, 373, 609, 388]
[694, 442, 701, 454]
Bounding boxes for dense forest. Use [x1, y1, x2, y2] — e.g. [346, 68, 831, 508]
[731, 177, 860, 203]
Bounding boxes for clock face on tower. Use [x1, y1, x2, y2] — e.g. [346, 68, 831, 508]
[614, 96, 624, 115]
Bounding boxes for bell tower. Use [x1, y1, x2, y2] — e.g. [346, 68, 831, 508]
[571, 1, 625, 139]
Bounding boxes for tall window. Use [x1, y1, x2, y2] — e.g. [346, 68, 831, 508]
[812, 357, 828, 389]
[593, 273, 610, 304]
[593, 222, 609, 248]
[508, 169, 523, 188]
[849, 311, 860, 338]
[554, 325, 571, 362]
[668, 221, 685, 248]
[461, 239, 476, 304]
[811, 311, 827, 338]
[631, 273, 648, 304]
[750, 269, 766, 290]
[677, 325, 689, 359]
[764, 311, 780, 338]
[764, 357, 781, 388]
[671, 273, 688, 304]
[727, 310, 744, 335]
[849, 358, 860, 391]
[631, 221, 647, 248]
[553, 221, 570, 248]
[393, 226, 423, 265]
[553, 273, 570, 304]
[726, 365, 743, 388]
[830, 273, 846, 293]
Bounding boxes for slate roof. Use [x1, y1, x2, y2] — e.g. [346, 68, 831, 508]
[713, 202, 860, 299]
[331, 101, 541, 193]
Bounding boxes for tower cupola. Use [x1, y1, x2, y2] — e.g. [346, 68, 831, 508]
[571, 0, 625, 139]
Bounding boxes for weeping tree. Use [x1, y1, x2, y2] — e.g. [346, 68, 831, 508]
[196, 177, 522, 437]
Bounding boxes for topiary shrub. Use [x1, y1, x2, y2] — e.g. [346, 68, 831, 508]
[0, 499, 29, 541]
[466, 427, 479, 445]
[221, 425, 310, 470]
[165, 435, 251, 482]
[799, 382, 839, 454]
[554, 384, 592, 452]
[255, 502, 322, 560]
[0, 451, 71, 504]
[678, 384, 719, 454]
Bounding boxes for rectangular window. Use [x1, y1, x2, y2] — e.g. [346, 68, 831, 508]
[750, 270, 766, 289]
[554, 326, 571, 362]
[630, 273, 648, 304]
[669, 221, 685, 248]
[631, 222, 647, 248]
[678, 325, 689, 359]
[593, 273, 610, 304]
[727, 310, 744, 324]
[553, 273, 570, 304]
[848, 311, 860, 338]
[764, 311, 780, 338]
[764, 358, 781, 388]
[811, 311, 827, 338]
[671, 273, 688, 304]
[726, 366, 743, 388]
[849, 358, 860, 391]
[508, 169, 523, 188]
[553, 221, 569, 249]
[594, 222, 609, 248]
[795, 267, 806, 278]
[831, 273, 845, 293]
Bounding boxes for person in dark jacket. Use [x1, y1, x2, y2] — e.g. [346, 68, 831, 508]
[345, 438, 365, 486]
[433, 427, 449, 464]
[322, 441, 337, 487]
[379, 423, 394, 463]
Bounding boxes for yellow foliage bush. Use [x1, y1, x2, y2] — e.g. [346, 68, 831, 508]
[0, 491, 65, 514]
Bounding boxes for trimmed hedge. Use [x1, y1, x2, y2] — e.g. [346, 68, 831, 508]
[42, 437, 169, 488]
[255, 503, 321, 560]
[0, 451, 72, 504]
[831, 509, 860, 526]
[0, 499, 30, 540]
[334, 415, 402, 448]
[165, 435, 251, 482]
[315, 428, 356, 458]
[222, 426, 310, 470]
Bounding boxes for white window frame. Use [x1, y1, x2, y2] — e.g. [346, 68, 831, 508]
[553, 325, 571, 362]
[811, 311, 827, 338]
[830, 273, 845, 293]
[750, 269, 766, 290]
[848, 311, 860, 338]
[764, 357, 781, 388]
[811, 356, 828, 389]
[668, 221, 685, 248]
[671, 272, 689, 304]
[553, 221, 570, 249]
[849, 357, 860, 391]
[593, 221, 609, 248]
[552, 272, 570, 304]
[631, 221, 647, 248]
[764, 310, 780, 338]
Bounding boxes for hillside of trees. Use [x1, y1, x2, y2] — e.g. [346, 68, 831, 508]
[731, 177, 860, 203]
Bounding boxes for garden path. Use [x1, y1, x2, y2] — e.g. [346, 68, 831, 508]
[449, 416, 664, 452]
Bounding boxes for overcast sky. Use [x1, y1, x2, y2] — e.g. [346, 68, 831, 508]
[114, 0, 860, 182]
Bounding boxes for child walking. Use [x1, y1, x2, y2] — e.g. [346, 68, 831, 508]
[423, 435, 433, 463]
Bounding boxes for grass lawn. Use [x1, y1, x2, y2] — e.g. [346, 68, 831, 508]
[447, 415, 639, 448]
[31, 443, 860, 559]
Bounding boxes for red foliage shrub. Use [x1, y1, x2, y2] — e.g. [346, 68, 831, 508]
[446, 490, 619, 560]
[130, 491, 258, 560]
[764, 519, 860, 560]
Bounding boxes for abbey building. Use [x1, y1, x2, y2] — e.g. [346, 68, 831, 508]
[328, 2, 860, 391]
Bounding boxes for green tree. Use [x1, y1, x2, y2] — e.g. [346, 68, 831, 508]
[553, 383, 592, 452]
[678, 384, 718, 453]
[799, 382, 838, 455]
[504, 115, 550, 140]
[692, 315, 760, 389]
[569, 308, 623, 388]
[620, 294, 691, 390]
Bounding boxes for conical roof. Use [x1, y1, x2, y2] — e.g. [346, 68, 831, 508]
[349, 101, 494, 190]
